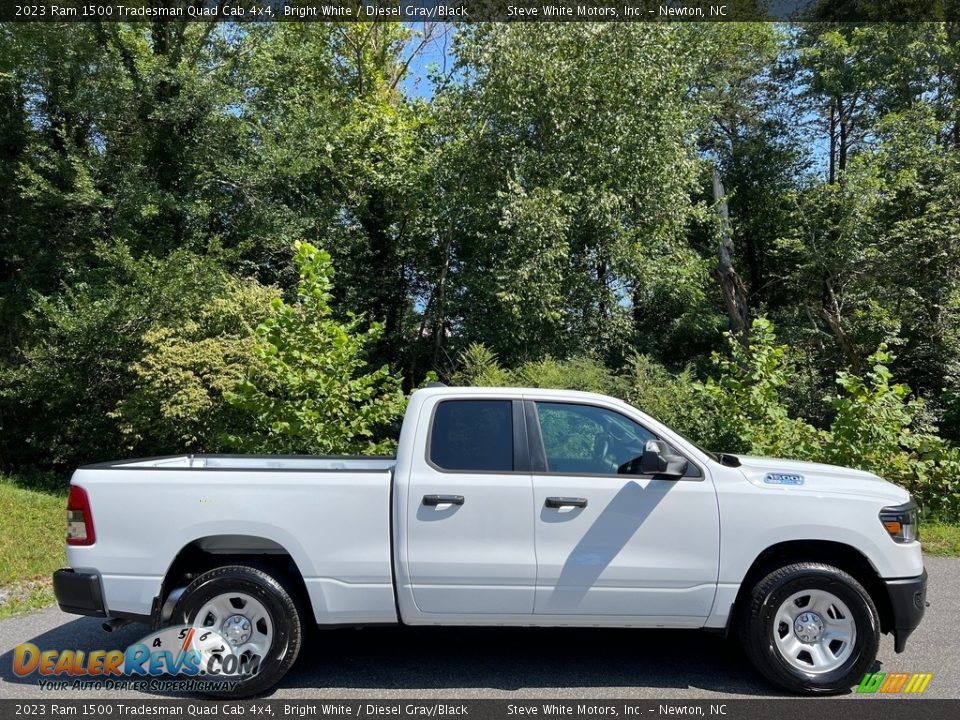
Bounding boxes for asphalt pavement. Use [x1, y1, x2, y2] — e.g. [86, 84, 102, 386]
[1, 556, 957, 700]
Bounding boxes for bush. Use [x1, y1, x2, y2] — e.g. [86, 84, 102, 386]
[620, 354, 708, 442]
[898, 436, 960, 523]
[451, 344, 709, 440]
[824, 347, 921, 473]
[449, 343, 513, 387]
[696, 318, 826, 459]
[225, 241, 407, 455]
[452, 345, 626, 394]
[0, 244, 236, 469]
[512, 356, 626, 395]
[112, 280, 280, 454]
[824, 352, 960, 522]
[701, 320, 960, 522]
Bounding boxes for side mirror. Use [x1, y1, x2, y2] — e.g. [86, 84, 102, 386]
[640, 440, 688, 478]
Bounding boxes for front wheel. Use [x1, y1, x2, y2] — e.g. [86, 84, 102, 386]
[738, 562, 880, 694]
[172, 564, 303, 698]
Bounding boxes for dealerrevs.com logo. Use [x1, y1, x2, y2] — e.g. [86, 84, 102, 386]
[857, 672, 933, 695]
[13, 625, 261, 691]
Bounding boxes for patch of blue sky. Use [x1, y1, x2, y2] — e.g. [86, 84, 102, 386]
[399, 22, 457, 101]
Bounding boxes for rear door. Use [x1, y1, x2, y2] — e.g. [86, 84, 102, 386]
[528, 399, 720, 621]
[403, 397, 536, 615]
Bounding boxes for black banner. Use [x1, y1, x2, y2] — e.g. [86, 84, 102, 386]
[1, 700, 960, 720]
[1, 0, 959, 23]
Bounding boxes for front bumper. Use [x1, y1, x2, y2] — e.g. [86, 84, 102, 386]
[53, 568, 106, 617]
[884, 569, 927, 653]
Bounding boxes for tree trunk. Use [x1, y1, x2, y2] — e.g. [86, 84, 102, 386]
[828, 98, 837, 184]
[951, 22, 960, 150]
[838, 97, 849, 176]
[711, 168, 749, 342]
[818, 276, 861, 373]
[431, 221, 454, 367]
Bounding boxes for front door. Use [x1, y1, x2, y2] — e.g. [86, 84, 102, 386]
[529, 400, 720, 621]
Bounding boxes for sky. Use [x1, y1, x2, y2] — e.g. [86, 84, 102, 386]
[399, 23, 457, 100]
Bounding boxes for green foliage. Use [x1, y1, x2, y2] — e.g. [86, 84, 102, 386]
[113, 280, 280, 454]
[226, 242, 406, 455]
[620, 355, 710, 444]
[0, 245, 235, 468]
[697, 319, 826, 458]
[895, 437, 960, 524]
[699, 319, 960, 522]
[426, 24, 711, 365]
[449, 343, 513, 387]
[827, 351, 960, 522]
[452, 345, 626, 395]
[826, 347, 920, 470]
[512, 357, 625, 396]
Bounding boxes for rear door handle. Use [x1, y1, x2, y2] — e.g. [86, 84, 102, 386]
[423, 494, 465, 506]
[545, 496, 588, 508]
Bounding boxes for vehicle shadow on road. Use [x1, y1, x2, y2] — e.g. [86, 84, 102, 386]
[287, 625, 800, 697]
[1, 618, 875, 698]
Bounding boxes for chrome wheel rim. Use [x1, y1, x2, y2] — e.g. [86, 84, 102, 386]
[773, 588, 856, 674]
[193, 591, 274, 662]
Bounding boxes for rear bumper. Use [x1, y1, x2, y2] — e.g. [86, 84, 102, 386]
[884, 568, 927, 653]
[53, 568, 106, 617]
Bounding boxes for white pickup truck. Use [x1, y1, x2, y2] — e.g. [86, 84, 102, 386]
[54, 386, 926, 696]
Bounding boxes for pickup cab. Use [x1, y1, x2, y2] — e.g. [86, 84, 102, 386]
[53, 386, 927, 696]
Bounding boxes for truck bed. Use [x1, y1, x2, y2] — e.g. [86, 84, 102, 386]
[82, 454, 396, 471]
[69, 454, 398, 625]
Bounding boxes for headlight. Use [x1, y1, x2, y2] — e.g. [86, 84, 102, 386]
[879, 500, 919, 543]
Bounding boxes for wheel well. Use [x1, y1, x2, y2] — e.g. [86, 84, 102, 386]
[159, 536, 312, 626]
[732, 540, 893, 634]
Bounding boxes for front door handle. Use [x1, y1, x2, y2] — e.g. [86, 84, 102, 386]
[545, 496, 588, 508]
[423, 494, 465, 506]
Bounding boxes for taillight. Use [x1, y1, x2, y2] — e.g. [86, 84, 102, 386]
[66, 485, 95, 546]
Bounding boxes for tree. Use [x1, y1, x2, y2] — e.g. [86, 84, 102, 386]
[0, 22, 269, 355]
[782, 25, 936, 370]
[226, 241, 406, 455]
[697, 24, 808, 339]
[418, 24, 713, 368]
[0, 245, 235, 469]
[698, 318, 826, 458]
[772, 24, 960, 424]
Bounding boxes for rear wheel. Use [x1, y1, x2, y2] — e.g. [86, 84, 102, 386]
[172, 565, 303, 698]
[738, 562, 879, 694]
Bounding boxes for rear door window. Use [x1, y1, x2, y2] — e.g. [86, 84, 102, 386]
[429, 400, 514, 472]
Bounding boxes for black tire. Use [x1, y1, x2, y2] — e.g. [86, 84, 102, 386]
[738, 562, 880, 695]
[172, 564, 303, 698]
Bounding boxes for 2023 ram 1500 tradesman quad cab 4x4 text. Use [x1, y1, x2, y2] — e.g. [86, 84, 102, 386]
[53, 386, 927, 696]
